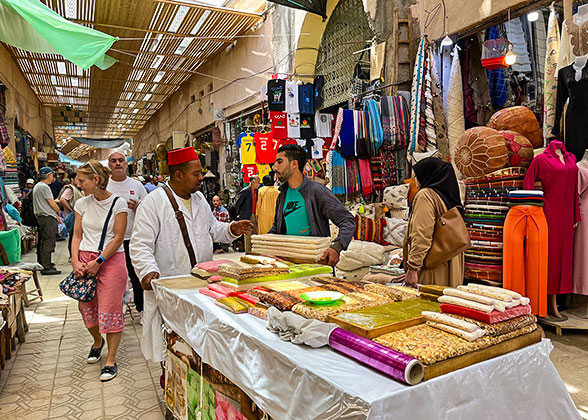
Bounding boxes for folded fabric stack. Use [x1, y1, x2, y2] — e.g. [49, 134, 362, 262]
[463, 170, 525, 286]
[507, 190, 544, 207]
[251, 234, 331, 262]
[417, 284, 448, 302]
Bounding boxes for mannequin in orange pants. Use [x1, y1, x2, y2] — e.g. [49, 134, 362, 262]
[503, 205, 548, 317]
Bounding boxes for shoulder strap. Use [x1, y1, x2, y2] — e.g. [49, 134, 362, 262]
[162, 184, 197, 267]
[98, 197, 119, 253]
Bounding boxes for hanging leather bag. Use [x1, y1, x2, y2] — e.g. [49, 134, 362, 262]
[162, 184, 197, 267]
[423, 189, 471, 269]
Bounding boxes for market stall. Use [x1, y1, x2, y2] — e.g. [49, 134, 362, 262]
[152, 264, 579, 420]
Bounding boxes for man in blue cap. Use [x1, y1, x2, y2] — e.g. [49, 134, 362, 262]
[33, 167, 62, 275]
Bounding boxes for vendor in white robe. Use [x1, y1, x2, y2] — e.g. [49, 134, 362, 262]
[130, 147, 253, 362]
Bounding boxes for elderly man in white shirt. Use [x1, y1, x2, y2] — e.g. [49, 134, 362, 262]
[130, 147, 252, 363]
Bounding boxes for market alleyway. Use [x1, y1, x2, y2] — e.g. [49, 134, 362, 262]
[0, 241, 165, 420]
[1, 241, 587, 419]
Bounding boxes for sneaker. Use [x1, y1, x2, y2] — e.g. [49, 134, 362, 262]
[100, 363, 118, 382]
[40, 268, 61, 276]
[87, 338, 105, 364]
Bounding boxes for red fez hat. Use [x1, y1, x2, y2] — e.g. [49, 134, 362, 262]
[168, 147, 199, 166]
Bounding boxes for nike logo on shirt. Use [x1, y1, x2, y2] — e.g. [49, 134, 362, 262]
[284, 201, 302, 217]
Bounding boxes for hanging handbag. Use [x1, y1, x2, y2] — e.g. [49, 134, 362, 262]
[59, 197, 120, 302]
[423, 189, 471, 269]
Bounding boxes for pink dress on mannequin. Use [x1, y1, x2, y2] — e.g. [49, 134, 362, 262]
[573, 162, 588, 295]
[523, 140, 580, 295]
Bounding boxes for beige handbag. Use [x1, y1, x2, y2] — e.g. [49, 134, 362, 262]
[423, 190, 471, 269]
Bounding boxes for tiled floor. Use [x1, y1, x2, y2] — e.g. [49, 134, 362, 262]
[1, 242, 587, 419]
[0, 241, 165, 420]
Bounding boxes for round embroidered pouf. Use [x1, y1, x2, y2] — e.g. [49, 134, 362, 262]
[455, 126, 508, 178]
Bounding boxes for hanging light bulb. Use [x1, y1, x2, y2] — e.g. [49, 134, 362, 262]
[527, 11, 539, 22]
[441, 34, 454, 47]
[505, 44, 517, 66]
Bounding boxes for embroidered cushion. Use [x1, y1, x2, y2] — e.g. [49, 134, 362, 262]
[383, 184, 410, 210]
[353, 215, 388, 245]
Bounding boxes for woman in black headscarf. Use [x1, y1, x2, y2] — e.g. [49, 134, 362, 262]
[403, 157, 465, 288]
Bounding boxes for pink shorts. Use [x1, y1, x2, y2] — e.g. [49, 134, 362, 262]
[78, 251, 128, 334]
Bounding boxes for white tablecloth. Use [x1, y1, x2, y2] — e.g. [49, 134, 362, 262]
[152, 279, 580, 420]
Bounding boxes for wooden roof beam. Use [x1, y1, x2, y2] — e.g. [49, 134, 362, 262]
[70, 19, 247, 42]
[152, 0, 263, 17]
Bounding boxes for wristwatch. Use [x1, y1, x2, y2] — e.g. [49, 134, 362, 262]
[96, 255, 106, 265]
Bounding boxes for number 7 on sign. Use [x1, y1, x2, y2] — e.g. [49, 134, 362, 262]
[272, 138, 280, 152]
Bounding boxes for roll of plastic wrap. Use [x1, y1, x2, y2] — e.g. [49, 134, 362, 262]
[328, 327, 424, 385]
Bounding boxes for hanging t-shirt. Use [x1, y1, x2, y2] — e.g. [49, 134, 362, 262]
[255, 131, 279, 163]
[241, 164, 258, 183]
[311, 138, 325, 159]
[285, 81, 300, 113]
[270, 111, 288, 139]
[299, 114, 315, 139]
[287, 113, 300, 138]
[240, 134, 256, 164]
[296, 139, 313, 159]
[298, 83, 314, 114]
[315, 112, 333, 138]
[284, 186, 312, 236]
[267, 79, 286, 111]
[256, 164, 272, 180]
[280, 138, 297, 147]
[313, 76, 325, 110]
[236, 132, 247, 147]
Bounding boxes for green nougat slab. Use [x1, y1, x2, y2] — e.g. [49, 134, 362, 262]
[333, 299, 441, 329]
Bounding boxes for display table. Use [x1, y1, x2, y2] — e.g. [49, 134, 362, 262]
[152, 279, 580, 420]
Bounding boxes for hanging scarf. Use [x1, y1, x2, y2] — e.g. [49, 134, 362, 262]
[366, 99, 383, 152]
[410, 36, 427, 154]
[430, 45, 449, 161]
[446, 45, 465, 171]
[358, 158, 374, 196]
[381, 96, 395, 146]
[543, 4, 560, 144]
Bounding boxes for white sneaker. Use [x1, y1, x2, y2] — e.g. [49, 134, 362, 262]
[139, 311, 144, 326]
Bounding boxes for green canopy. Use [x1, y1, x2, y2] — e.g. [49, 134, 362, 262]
[0, 0, 117, 70]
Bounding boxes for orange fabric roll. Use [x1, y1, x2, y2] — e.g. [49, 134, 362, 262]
[503, 206, 548, 317]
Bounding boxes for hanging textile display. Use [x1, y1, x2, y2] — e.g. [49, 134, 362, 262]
[408, 37, 449, 164]
[429, 48, 449, 162]
[409, 36, 427, 155]
[487, 26, 508, 109]
[543, 4, 561, 143]
[446, 46, 465, 173]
